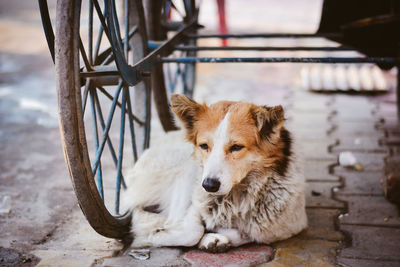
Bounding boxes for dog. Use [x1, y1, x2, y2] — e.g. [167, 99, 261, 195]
[122, 94, 307, 252]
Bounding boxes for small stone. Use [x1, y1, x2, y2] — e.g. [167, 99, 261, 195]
[311, 190, 322, 196]
[0, 195, 11, 214]
[354, 164, 364, 171]
[339, 151, 357, 167]
[129, 249, 150, 260]
[384, 217, 389, 222]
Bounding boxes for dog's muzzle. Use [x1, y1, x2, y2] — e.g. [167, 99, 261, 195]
[202, 178, 221, 192]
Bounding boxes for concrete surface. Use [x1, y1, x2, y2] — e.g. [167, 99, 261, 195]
[0, 0, 400, 266]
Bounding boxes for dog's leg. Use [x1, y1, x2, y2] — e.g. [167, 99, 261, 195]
[133, 206, 204, 247]
[131, 208, 169, 247]
[198, 233, 231, 253]
[198, 228, 250, 252]
[217, 228, 250, 246]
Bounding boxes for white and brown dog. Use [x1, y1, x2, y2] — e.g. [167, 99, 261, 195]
[123, 94, 307, 252]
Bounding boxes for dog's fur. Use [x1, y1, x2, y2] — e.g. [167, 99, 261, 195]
[122, 94, 307, 252]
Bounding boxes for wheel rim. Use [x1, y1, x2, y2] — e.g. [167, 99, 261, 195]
[56, 0, 150, 238]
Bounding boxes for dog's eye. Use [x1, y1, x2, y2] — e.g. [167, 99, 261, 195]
[229, 144, 244, 152]
[199, 143, 209, 151]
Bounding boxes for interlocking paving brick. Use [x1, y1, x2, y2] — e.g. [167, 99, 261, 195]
[183, 245, 273, 267]
[287, 122, 333, 137]
[306, 182, 344, 209]
[378, 117, 398, 131]
[336, 196, 400, 227]
[330, 121, 381, 137]
[378, 116, 399, 131]
[339, 225, 400, 261]
[291, 101, 332, 113]
[287, 112, 331, 126]
[304, 160, 339, 182]
[334, 172, 384, 196]
[383, 123, 400, 136]
[334, 152, 386, 174]
[102, 248, 189, 267]
[388, 147, 400, 158]
[261, 238, 338, 267]
[300, 141, 336, 161]
[35, 250, 106, 267]
[331, 136, 387, 153]
[291, 128, 334, 140]
[383, 135, 400, 146]
[333, 95, 376, 110]
[287, 108, 334, 135]
[297, 209, 343, 241]
[290, 90, 334, 102]
[376, 101, 398, 119]
[333, 112, 377, 123]
[333, 104, 376, 122]
[338, 258, 400, 267]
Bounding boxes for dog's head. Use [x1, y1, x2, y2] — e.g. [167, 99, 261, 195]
[171, 94, 291, 195]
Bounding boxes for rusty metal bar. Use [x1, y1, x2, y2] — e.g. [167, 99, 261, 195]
[187, 33, 343, 39]
[174, 45, 355, 51]
[161, 57, 398, 64]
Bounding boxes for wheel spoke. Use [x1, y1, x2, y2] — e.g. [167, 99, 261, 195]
[183, 0, 191, 17]
[171, 62, 182, 92]
[170, 0, 185, 19]
[79, 37, 93, 71]
[93, 0, 112, 42]
[97, 86, 145, 126]
[115, 86, 127, 214]
[166, 62, 174, 92]
[92, 81, 123, 174]
[93, 89, 127, 189]
[93, 1, 106, 64]
[182, 63, 188, 94]
[82, 79, 91, 112]
[144, 82, 151, 150]
[98, 26, 137, 66]
[89, 86, 104, 200]
[126, 88, 138, 162]
[93, 28, 104, 65]
[163, 0, 172, 21]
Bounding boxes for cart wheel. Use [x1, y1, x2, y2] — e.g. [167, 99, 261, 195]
[145, 0, 198, 131]
[56, 0, 150, 239]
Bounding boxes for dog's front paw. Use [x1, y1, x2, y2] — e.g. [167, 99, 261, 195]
[198, 233, 231, 253]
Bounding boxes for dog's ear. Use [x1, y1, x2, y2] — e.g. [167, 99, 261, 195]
[253, 105, 285, 141]
[171, 94, 204, 140]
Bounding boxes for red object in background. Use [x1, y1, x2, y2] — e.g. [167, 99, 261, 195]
[217, 0, 228, 46]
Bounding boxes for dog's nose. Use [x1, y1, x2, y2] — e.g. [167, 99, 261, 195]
[202, 178, 221, 192]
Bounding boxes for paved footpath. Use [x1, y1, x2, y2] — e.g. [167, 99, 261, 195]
[96, 61, 399, 267]
[332, 84, 400, 266]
